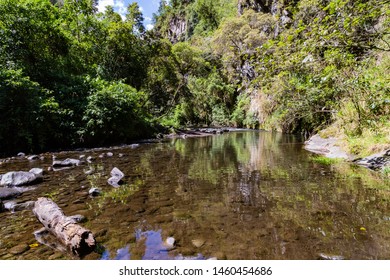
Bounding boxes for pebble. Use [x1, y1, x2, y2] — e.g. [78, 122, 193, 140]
[164, 237, 176, 250]
[89, 188, 101, 196]
[106, 152, 113, 157]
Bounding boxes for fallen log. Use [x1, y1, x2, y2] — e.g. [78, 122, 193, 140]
[32, 197, 96, 257]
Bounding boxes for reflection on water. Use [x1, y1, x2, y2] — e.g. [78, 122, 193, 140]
[101, 229, 205, 260]
[0, 131, 389, 260]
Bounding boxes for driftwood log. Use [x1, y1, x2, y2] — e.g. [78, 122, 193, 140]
[32, 197, 96, 257]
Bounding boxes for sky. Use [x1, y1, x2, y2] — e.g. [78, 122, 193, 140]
[97, 0, 162, 30]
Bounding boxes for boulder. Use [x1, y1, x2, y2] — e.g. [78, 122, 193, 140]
[17, 152, 26, 157]
[107, 167, 124, 187]
[0, 171, 42, 187]
[0, 187, 21, 200]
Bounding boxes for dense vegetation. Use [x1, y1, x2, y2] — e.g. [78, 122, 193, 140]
[0, 0, 389, 156]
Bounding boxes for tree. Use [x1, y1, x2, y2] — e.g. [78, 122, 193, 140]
[126, 2, 145, 34]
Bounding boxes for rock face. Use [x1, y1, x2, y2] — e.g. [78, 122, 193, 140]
[107, 167, 124, 187]
[0, 170, 43, 187]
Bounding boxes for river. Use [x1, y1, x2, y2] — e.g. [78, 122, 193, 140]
[0, 130, 389, 259]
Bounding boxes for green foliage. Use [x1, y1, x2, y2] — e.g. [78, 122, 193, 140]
[0, 68, 52, 153]
[81, 79, 151, 145]
[0, 0, 388, 156]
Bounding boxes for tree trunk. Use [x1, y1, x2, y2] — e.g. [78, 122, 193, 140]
[32, 197, 96, 257]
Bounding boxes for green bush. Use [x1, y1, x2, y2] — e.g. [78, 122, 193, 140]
[80, 79, 151, 145]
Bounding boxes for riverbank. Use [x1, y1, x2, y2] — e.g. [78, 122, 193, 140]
[304, 134, 390, 173]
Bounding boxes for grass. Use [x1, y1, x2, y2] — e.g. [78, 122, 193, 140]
[383, 166, 390, 178]
[310, 156, 343, 165]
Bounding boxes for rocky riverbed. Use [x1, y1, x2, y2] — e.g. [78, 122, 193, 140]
[1, 130, 390, 260]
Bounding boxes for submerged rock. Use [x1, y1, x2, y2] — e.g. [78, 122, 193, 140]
[107, 167, 124, 187]
[0, 170, 43, 187]
[9, 244, 30, 255]
[0, 188, 21, 200]
[191, 239, 205, 248]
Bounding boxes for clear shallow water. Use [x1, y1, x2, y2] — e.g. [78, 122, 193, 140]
[0, 131, 389, 260]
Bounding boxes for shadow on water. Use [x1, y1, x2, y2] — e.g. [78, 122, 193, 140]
[0, 131, 389, 259]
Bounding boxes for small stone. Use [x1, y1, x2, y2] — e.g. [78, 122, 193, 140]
[108, 167, 124, 187]
[118, 153, 124, 158]
[84, 167, 95, 175]
[130, 144, 139, 149]
[4, 201, 17, 211]
[89, 187, 101, 196]
[164, 237, 176, 250]
[87, 156, 95, 163]
[79, 155, 86, 159]
[27, 155, 39, 160]
[106, 152, 113, 157]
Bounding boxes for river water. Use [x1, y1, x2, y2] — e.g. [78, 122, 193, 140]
[0, 131, 389, 260]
